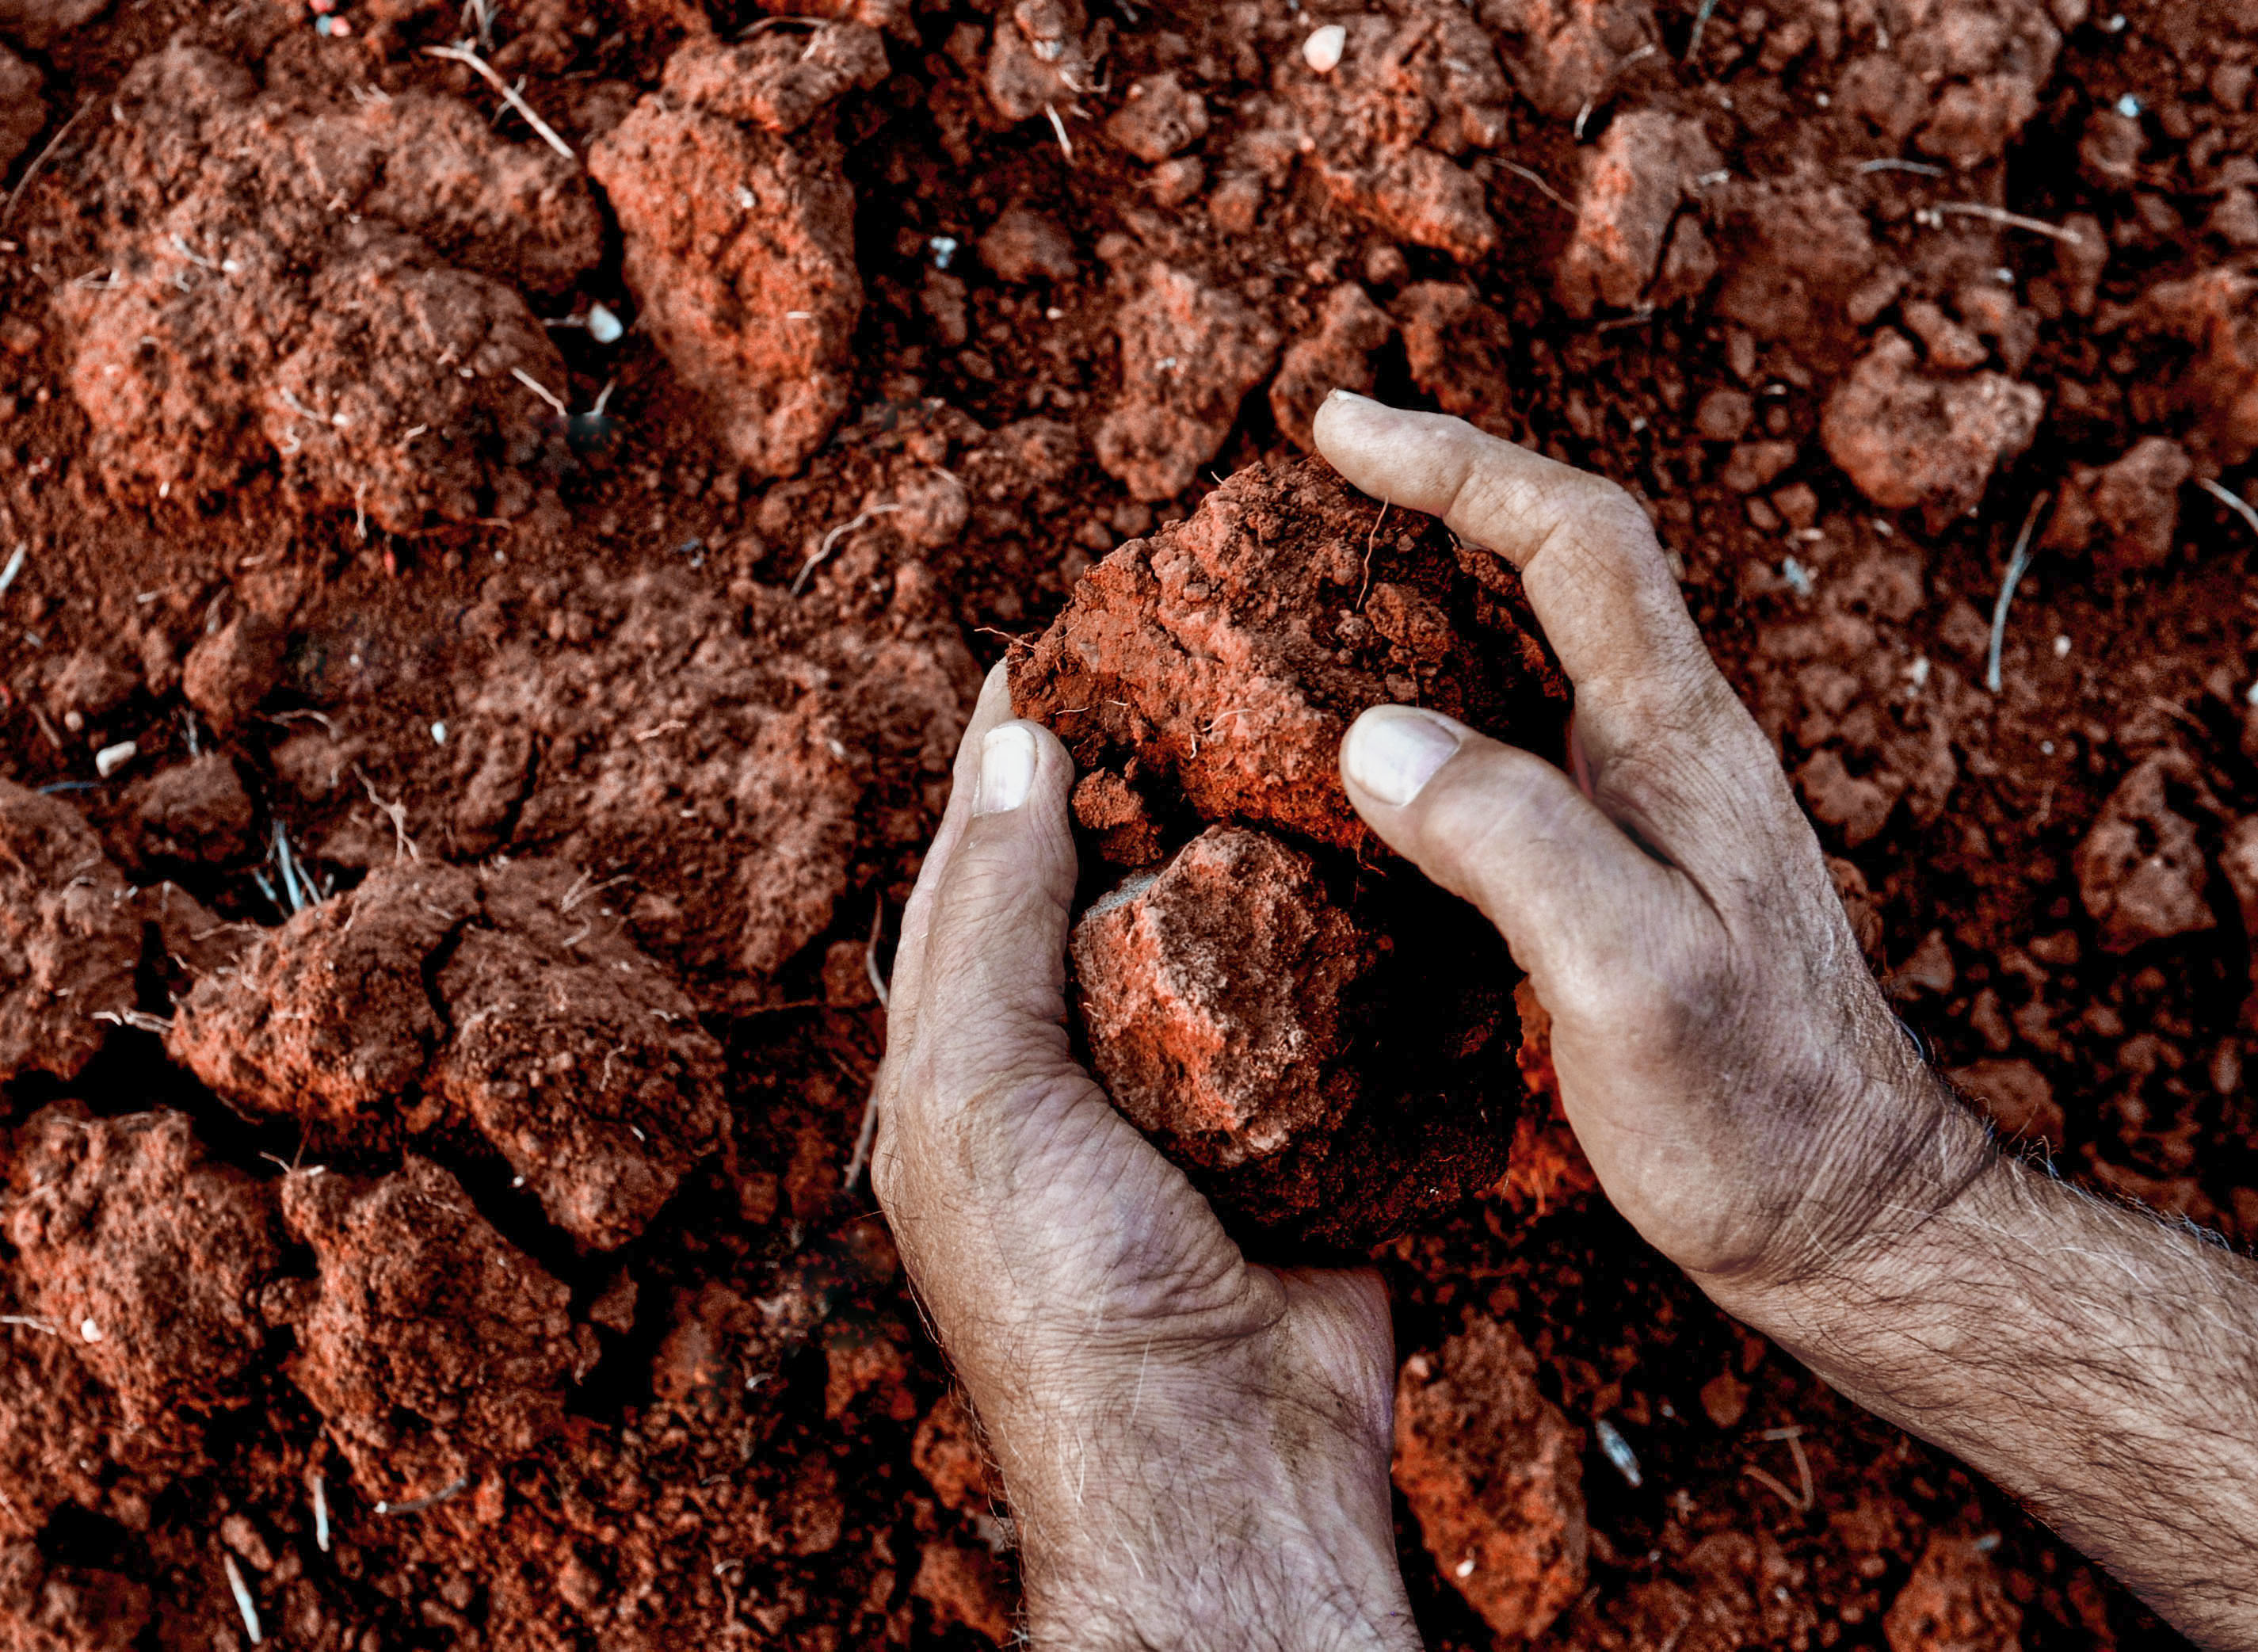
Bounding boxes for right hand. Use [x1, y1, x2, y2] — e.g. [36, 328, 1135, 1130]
[1312, 392, 1993, 1307]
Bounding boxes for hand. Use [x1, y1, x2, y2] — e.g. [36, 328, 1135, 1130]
[870, 666, 1420, 1652]
[1316, 394, 2258, 1648]
[1314, 391, 1991, 1304]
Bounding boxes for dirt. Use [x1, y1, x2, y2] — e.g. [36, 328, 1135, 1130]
[1014, 456, 1567, 1242]
[0, 0, 2253, 1642]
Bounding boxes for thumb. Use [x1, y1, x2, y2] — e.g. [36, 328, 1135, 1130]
[1338, 704, 1686, 1001]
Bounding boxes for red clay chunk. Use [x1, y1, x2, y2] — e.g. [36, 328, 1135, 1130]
[589, 26, 883, 478]
[1394, 1315, 1588, 1642]
[434, 861, 730, 1251]
[1012, 456, 1566, 857]
[49, 44, 592, 532]
[7, 1109, 280, 1425]
[276, 1156, 595, 1503]
[172, 858, 730, 1249]
[1016, 458, 1565, 1242]
[0, 782, 138, 1086]
[1071, 827, 1373, 1168]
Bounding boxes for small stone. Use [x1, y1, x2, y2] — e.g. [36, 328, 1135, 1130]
[1303, 22, 1345, 72]
[1699, 1371, 1749, 1429]
[2074, 752, 2216, 952]
[182, 610, 287, 734]
[1074, 829, 1373, 1167]
[1103, 72, 1207, 164]
[978, 206, 1078, 284]
[1394, 1318, 1586, 1642]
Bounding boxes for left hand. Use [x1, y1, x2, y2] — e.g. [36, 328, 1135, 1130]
[870, 664, 1419, 1652]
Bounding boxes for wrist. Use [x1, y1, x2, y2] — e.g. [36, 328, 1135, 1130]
[1018, 1473, 1421, 1652]
[995, 1368, 1421, 1651]
[1689, 1066, 2003, 1341]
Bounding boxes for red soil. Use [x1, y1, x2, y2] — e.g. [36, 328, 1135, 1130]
[0, 0, 2251, 1642]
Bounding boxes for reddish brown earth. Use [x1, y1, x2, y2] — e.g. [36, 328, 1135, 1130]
[1016, 456, 1568, 1242]
[0, 0, 2255, 1643]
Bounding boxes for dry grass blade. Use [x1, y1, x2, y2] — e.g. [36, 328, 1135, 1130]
[1936, 202, 2082, 244]
[2199, 475, 2258, 537]
[2, 98, 94, 229]
[1985, 491, 2052, 696]
[424, 44, 575, 160]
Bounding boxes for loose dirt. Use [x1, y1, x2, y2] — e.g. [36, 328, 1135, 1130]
[0, 0, 2252, 1644]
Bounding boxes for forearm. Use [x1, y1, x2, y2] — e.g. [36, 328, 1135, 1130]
[1720, 1126, 2258, 1647]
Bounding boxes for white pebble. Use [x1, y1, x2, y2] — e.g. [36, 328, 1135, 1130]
[587, 302, 624, 345]
[1303, 23, 1345, 73]
[93, 740, 136, 779]
[2054, 634, 2072, 658]
[1594, 1417, 1642, 1487]
[78, 1318, 101, 1343]
[430, 721, 448, 746]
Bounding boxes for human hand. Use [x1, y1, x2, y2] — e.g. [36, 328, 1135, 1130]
[870, 666, 1420, 1652]
[1312, 391, 1993, 1309]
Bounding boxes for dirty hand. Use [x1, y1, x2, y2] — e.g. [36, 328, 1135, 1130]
[1315, 388, 1983, 1297]
[1315, 391, 2258, 1648]
[870, 664, 1420, 1652]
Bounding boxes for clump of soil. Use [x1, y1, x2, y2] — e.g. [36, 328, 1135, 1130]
[444, 566, 976, 1007]
[1014, 456, 1569, 1242]
[273, 1155, 597, 1503]
[1070, 826, 1372, 1166]
[7, 1108, 280, 1423]
[0, 781, 138, 1086]
[1393, 1313, 1588, 1642]
[0, 1540, 149, 1652]
[0, 48, 39, 174]
[589, 23, 887, 476]
[40, 44, 598, 532]
[169, 857, 729, 1249]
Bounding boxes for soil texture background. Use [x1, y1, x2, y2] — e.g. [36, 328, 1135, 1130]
[0, 0, 2255, 1644]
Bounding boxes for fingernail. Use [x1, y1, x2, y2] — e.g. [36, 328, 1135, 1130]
[977, 723, 1038, 815]
[1342, 706, 1461, 807]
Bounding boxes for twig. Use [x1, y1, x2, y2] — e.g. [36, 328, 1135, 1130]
[272, 819, 310, 914]
[792, 503, 900, 595]
[863, 891, 891, 1012]
[1684, 0, 1720, 62]
[1985, 492, 2051, 696]
[1741, 1462, 1810, 1513]
[1934, 202, 2083, 244]
[93, 1008, 174, 1034]
[2, 98, 93, 230]
[355, 768, 419, 861]
[1043, 102, 1074, 162]
[844, 896, 891, 1194]
[311, 1473, 330, 1553]
[1856, 157, 1946, 176]
[510, 366, 569, 418]
[375, 1475, 469, 1516]
[1760, 1425, 1814, 1508]
[0, 1315, 59, 1335]
[223, 1554, 263, 1645]
[1499, 161, 1574, 214]
[1358, 500, 1389, 608]
[2198, 476, 2258, 537]
[0, 544, 25, 596]
[423, 45, 575, 160]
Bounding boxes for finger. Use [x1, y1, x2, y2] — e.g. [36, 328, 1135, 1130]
[1338, 704, 1694, 1001]
[888, 662, 1016, 1040]
[1314, 391, 1787, 876]
[914, 715, 1083, 1098]
[1314, 395, 1760, 749]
